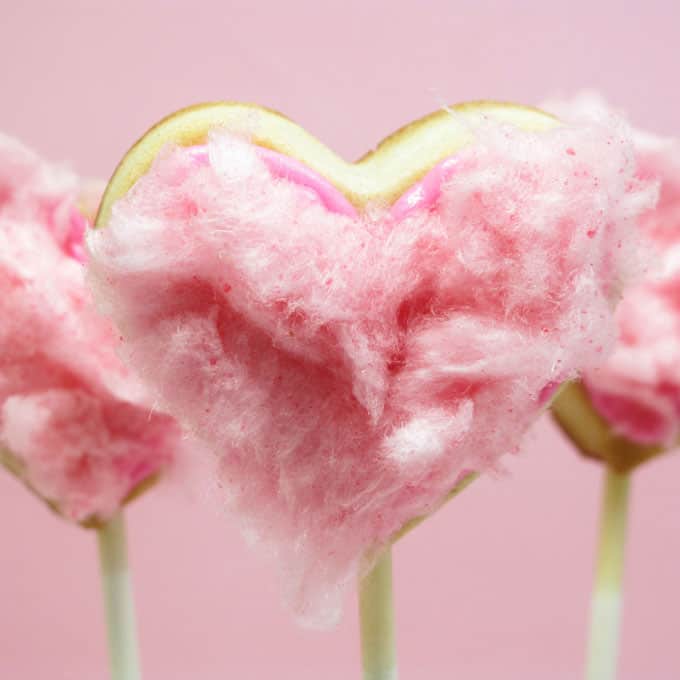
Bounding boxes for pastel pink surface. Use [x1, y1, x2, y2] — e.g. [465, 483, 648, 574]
[0, 135, 184, 523]
[546, 95, 680, 446]
[88, 117, 652, 623]
[3, 2, 680, 678]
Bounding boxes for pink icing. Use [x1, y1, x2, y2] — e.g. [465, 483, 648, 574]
[190, 146, 359, 217]
[390, 156, 463, 219]
[190, 144, 463, 219]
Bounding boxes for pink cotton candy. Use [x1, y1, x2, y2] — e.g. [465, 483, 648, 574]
[545, 94, 680, 447]
[87, 113, 655, 625]
[0, 134, 184, 524]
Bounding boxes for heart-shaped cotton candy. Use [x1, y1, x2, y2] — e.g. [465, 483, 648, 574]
[88, 112, 655, 625]
[545, 94, 680, 448]
[0, 134, 185, 525]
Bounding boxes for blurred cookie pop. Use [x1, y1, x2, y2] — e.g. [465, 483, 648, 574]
[547, 92, 680, 680]
[0, 134, 186, 680]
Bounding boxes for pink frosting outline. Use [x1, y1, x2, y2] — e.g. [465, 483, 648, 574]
[188, 145, 463, 219]
[390, 156, 463, 220]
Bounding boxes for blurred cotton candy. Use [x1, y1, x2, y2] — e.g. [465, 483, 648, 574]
[87, 111, 655, 625]
[545, 94, 680, 448]
[0, 134, 185, 525]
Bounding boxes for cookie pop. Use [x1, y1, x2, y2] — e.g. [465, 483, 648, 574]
[0, 134, 186, 680]
[547, 93, 680, 680]
[87, 101, 654, 677]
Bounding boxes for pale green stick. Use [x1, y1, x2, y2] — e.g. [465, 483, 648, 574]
[359, 547, 398, 680]
[586, 468, 631, 680]
[97, 513, 142, 680]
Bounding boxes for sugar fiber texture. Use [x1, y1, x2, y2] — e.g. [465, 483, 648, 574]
[546, 94, 680, 447]
[0, 134, 183, 524]
[88, 113, 655, 625]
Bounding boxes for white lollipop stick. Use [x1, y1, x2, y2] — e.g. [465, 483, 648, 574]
[586, 468, 631, 680]
[97, 512, 142, 680]
[359, 547, 398, 680]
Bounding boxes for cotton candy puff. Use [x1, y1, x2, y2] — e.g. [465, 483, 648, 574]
[87, 110, 655, 625]
[545, 94, 680, 449]
[0, 134, 185, 525]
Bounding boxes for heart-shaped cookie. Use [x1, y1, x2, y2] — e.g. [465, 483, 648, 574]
[0, 133, 183, 527]
[88, 101, 653, 623]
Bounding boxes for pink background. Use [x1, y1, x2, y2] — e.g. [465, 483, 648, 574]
[2, 1, 680, 678]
